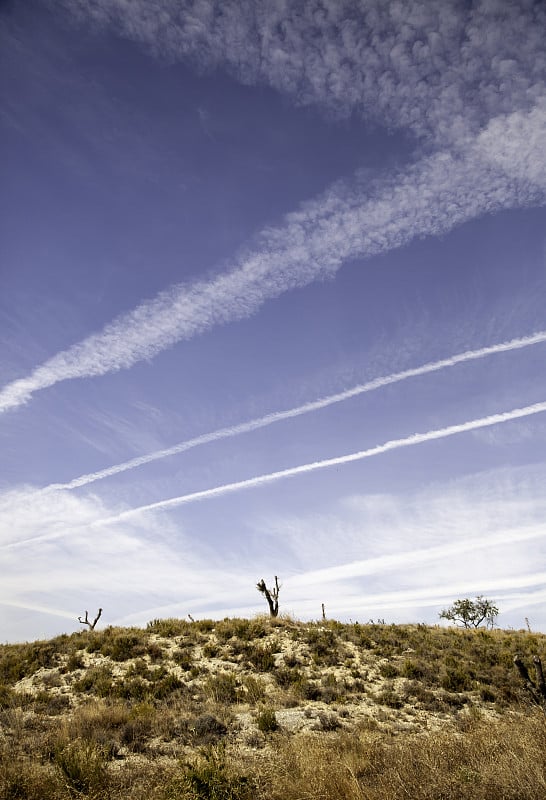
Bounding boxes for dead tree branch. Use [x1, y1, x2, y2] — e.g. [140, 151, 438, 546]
[514, 654, 546, 709]
[78, 608, 102, 630]
[257, 576, 280, 617]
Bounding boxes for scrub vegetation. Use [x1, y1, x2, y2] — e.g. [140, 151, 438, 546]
[1, 616, 545, 799]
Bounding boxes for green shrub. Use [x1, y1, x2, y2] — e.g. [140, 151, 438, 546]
[203, 642, 221, 658]
[167, 745, 255, 800]
[204, 672, 239, 704]
[480, 686, 497, 702]
[305, 629, 342, 665]
[33, 690, 70, 715]
[245, 644, 276, 672]
[103, 632, 147, 661]
[256, 708, 278, 733]
[147, 618, 190, 637]
[400, 659, 421, 679]
[319, 674, 346, 704]
[241, 676, 266, 704]
[65, 651, 85, 672]
[173, 648, 194, 670]
[379, 662, 399, 678]
[151, 673, 184, 700]
[114, 676, 149, 701]
[53, 739, 107, 795]
[73, 664, 114, 696]
[441, 668, 473, 692]
[194, 620, 215, 633]
[314, 711, 341, 731]
[376, 687, 404, 708]
[190, 714, 227, 744]
[0, 684, 14, 707]
[147, 641, 165, 662]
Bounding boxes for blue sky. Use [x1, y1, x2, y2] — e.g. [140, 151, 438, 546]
[1, 0, 546, 642]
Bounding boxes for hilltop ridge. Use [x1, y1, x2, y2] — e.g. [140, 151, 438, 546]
[1, 618, 546, 799]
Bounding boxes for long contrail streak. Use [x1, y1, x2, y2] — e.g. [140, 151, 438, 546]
[33, 329, 546, 496]
[95, 399, 546, 525]
[5, 398, 546, 552]
[1, 103, 544, 417]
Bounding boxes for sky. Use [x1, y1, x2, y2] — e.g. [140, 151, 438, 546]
[1, 0, 546, 643]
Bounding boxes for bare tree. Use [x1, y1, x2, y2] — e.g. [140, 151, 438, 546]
[78, 608, 102, 630]
[257, 576, 280, 617]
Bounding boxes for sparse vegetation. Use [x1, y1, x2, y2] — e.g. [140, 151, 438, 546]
[1, 617, 546, 799]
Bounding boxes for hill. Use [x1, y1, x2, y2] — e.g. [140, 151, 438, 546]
[1, 617, 545, 799]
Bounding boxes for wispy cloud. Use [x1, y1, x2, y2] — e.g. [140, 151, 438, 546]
[14, 328, 546, 498]
[3, 462, 546, 637]
[1, 108, 545, 415]
[57, 0, 546, 145]
[289, 525, 546, 589]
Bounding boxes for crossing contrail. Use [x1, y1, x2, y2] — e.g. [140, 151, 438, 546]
[5, 398, 546, 551]
[31, 329, 546, 496]
[94, 399, 546, 525]
[1, 103, 544, 417]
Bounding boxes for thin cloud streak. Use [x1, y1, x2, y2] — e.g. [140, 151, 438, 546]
[0, 105, 544, 415]
[289, 524, 546, 588]
[24, 328, 546, 497]
[96, 400, 546, 524]
[128, 572, 546, 626]
[5, 399, 546, 552]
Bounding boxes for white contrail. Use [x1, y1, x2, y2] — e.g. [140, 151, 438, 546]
[1, 107, 544, 415]
[5, 399, 546, 551]
[30, 329, 546, 496]
[95, 399, 546, 525]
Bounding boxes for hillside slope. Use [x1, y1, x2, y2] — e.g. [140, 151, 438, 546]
[1, 617, 545, 799]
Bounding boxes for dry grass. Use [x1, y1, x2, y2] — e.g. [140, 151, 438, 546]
[1, 618, 546, 798]
[256, 711, 546, 800]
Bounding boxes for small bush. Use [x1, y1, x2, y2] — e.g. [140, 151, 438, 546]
[114, 676, 149, 701]
[401, 659, 425, 679]
[441, 667, 473, 692]
[375, 687, 404, 709]
[103, 632, 147, 661]
[203, 642, 221, 658]
[73, 664, 114, 696]
[33, 690, 70, 715]
[167, 746, 255, 800]
[256, 708, 278, 733]
[314, 711, 341, 731]
[379, 662, 399, 679]
[147, 641, 165, 662]
[306, 629, 342, 666]
[480, 685, 497, 702]
[190, 714, 227, 744]
[0, 684, 14, 707]
[242, 676, 266, 704]
[53, 739, 107, 795]
[65, 652, 85, 672]
[147, 618, 190, 637]
[245, 644, 276, 672]
[319, 675, 346, 704]
[204, 672, 238, 704]
[151, 673, 184, 700]
[173, 648, 194, 670]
